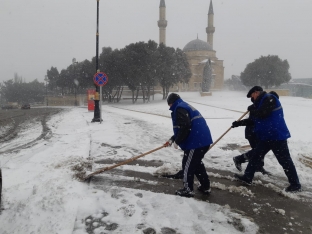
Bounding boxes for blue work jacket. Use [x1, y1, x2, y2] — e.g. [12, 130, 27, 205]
[170, 99, 213, 150]
[254, 94, 291, 141]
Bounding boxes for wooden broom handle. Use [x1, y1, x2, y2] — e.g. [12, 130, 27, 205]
[85, 145, 166, 180]
[209, 110, 249, 150]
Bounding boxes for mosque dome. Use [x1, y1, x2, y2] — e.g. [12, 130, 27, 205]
[183, 38, 212, 52]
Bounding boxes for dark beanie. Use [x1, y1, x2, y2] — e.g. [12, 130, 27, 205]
[167, 93, 180, 105]
[247, 86, 263, 98]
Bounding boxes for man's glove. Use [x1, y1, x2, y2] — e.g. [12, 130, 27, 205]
[247, 104, 256, 111]
[164, 139, 173, 147]
[231, 121, 241, 128]
[173, 142, 179, 149]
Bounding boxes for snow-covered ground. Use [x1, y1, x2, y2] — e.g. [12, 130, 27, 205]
[0, 90, 311, 234]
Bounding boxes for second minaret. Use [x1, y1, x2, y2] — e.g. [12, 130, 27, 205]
[158, 0, 167, 45]
[206, 0, 215, 49]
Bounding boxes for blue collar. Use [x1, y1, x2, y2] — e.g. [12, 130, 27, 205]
[169, 98, 183, 111]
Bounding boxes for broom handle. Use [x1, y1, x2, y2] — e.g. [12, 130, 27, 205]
[85, 145, 165, 179]
[209, 110, 249, 150]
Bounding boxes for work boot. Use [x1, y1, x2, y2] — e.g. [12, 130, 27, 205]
[175, 188, 194, 198]
[285, 185, 302, 193]
[197, 185, 211, 195]
[162, 170, 183, 179]
[234, 174, 252, 186]
[233, 157, 242, 172]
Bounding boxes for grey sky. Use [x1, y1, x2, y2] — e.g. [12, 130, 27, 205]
[1, 0, 312, 83]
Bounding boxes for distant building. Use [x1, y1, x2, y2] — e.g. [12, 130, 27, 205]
[279, 78, 312, 98]
[158, 0, 224, 92]
[291, 78, 312, 85]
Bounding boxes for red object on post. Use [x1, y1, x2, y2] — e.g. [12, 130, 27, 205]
[87, 89, 96, 111]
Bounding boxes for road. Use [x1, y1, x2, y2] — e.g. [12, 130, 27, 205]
[0, 107, 62, 211]
[0, 107, 63, 154]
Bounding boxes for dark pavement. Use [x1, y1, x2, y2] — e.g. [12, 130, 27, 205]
[90, 158, 312, 234]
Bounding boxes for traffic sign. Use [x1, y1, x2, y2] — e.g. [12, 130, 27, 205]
[93, 72, 108, 86]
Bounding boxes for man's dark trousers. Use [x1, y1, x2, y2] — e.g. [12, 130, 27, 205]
[234, 135, 264, 169]
[182, 145, 210, 191]
[245, 140, 300, 186]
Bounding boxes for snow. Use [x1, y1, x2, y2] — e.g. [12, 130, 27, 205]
[1, 90, 312, 233]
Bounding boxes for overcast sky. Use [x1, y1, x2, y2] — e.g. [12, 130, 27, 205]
[1, 0, 312, 83]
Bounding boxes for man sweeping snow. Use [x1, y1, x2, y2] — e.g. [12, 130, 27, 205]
[164, 93, 213, 197]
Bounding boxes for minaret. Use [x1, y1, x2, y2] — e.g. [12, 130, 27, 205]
[206, 0, 215, 49]
[158, 0, 167, 45]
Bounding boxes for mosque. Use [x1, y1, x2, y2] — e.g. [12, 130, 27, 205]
[158, 0, 224, 91]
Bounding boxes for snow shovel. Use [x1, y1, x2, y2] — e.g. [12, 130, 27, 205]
[209, 110, 249, 150]
[84, 145, 166, 180]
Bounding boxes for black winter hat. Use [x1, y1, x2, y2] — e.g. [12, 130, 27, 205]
[167, 93, 180, 105]
[247, 86, 263, 98]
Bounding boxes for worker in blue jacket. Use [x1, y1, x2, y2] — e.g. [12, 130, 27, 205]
[232, 89, 279, 175]
[235, 86, 301, 193]
[164, 93, 213, 197]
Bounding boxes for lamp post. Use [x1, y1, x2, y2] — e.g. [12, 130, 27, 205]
[72, 58, 78, 106]
[44, 75, 48, 106]
[92, 0, 101, 122]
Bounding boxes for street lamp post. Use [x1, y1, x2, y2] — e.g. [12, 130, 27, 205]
[44, 75, 48, 106]
[72, 58, 78, 106]
[92, 0, 101, 122]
